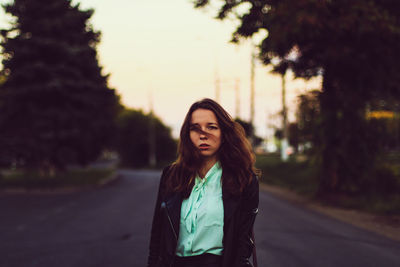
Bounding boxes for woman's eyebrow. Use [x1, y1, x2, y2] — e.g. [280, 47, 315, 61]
[190, 122, 218, 126]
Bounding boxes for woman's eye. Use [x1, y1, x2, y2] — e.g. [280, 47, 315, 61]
[208, 126, 218, 130]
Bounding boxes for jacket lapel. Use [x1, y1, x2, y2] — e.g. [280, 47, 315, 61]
[165, 193, 183, 238]
[222, 185, 240, 225]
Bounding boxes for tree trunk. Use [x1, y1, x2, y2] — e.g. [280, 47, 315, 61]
[318, 66, 378, 195]
[39, 159, 57, 178]
[318, 67, 341, 194]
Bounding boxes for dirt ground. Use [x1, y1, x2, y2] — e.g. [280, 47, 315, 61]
[260, 183, 400, 241]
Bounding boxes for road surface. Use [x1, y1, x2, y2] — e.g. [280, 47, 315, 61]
[0, 169, 399, 267]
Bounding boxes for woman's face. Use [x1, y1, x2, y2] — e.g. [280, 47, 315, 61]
[189, 108, 222, 160]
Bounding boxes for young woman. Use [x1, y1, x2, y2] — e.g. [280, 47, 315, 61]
[147, 98, 259, 267]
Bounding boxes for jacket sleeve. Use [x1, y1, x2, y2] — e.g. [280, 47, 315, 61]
[235, 174, 259, 267]
[147, 166, 169, 267]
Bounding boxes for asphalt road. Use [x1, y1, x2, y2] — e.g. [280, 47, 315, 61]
[0, 169, 399, 267]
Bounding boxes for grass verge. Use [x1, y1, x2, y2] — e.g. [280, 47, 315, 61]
[255, 153, 318, 197]
[255, 153, 400, 215]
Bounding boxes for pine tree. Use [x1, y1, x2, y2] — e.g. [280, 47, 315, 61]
[0, 0, 120, 175]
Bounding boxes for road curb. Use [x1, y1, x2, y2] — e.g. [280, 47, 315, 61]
[260, 182, 400, 242]
[0, 171, 121, 195]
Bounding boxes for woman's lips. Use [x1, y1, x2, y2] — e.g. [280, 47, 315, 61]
[199, 144, 210, 150]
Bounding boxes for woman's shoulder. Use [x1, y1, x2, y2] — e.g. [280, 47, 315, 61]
[241, 172, 259, 197]
[161, 163, 177, 176]
[248, 173, 259, 190]
[161, 164, 173, 175]
[160, 164, 173, 183]
[159, 163, 178, 186]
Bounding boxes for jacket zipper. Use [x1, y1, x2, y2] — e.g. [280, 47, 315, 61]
[161, 202, 178, 267]
[162, 202, 178, 241]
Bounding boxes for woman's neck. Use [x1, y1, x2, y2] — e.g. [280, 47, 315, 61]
[198, 157, 217, 178]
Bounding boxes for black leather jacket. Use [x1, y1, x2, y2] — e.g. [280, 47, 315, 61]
[147, 166, 259, 267]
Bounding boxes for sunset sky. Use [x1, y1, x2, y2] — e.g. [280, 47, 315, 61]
[0, 0, 321, 138]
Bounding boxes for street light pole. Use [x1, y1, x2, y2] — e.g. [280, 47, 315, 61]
[250, 48, 255, 127]
[215, 69, 221, 103]
[148, 91, 156, 167]
[235, 78, 240, 118]
[249, 47, 257, 147]
[281, 72, 289, 161]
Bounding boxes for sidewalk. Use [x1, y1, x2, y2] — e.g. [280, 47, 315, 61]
[260, 183, 400, 241]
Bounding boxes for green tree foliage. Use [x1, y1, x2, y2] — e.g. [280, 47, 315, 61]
[367, 99, 400, 151]
[274, 128, 282, 140]
[296, 90, 320, 150]
[194, 0, 400, 194]
[288, 122, 299, 153]
[0, 73, 5, 85]
[0, 0, 120, 174]
[235, 118, 254, 138]
[0, 73, 7, 167]
[235, 118, 263, 147]
[294, 90, 400, 195]
[295, 91, 400, 153]
[115, 109, 177, 168]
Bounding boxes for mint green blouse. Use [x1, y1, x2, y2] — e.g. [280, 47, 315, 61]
[176, 162, 224, 256]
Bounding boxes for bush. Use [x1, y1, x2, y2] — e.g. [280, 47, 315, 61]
[361, 166, 400, 196]
[255, 153, 318, 196]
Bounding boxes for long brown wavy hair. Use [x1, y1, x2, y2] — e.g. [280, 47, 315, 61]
[165, 98, 258, 198]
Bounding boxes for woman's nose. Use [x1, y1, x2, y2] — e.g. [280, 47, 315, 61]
[199, 131, 207, 139]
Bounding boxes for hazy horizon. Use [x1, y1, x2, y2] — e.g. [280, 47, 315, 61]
[0, 0, 321, 139]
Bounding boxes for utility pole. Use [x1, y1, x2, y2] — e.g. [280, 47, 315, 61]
[148, 91, 156, 168]
[235, 78, 240, 118]
[250, 49, 255, 125]
[215, 69, 221, 103]
[249, 47, 256, 146]
[281, 72, 289, 161]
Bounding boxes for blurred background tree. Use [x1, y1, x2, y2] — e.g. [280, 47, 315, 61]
[0, 0, 121, 176]
[295, 90, 321, 154]
[194, 0, 400, 195]
[235, 118, 254, 138]
[235, 118, 263, 147]
[114, 108, 177, 168]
